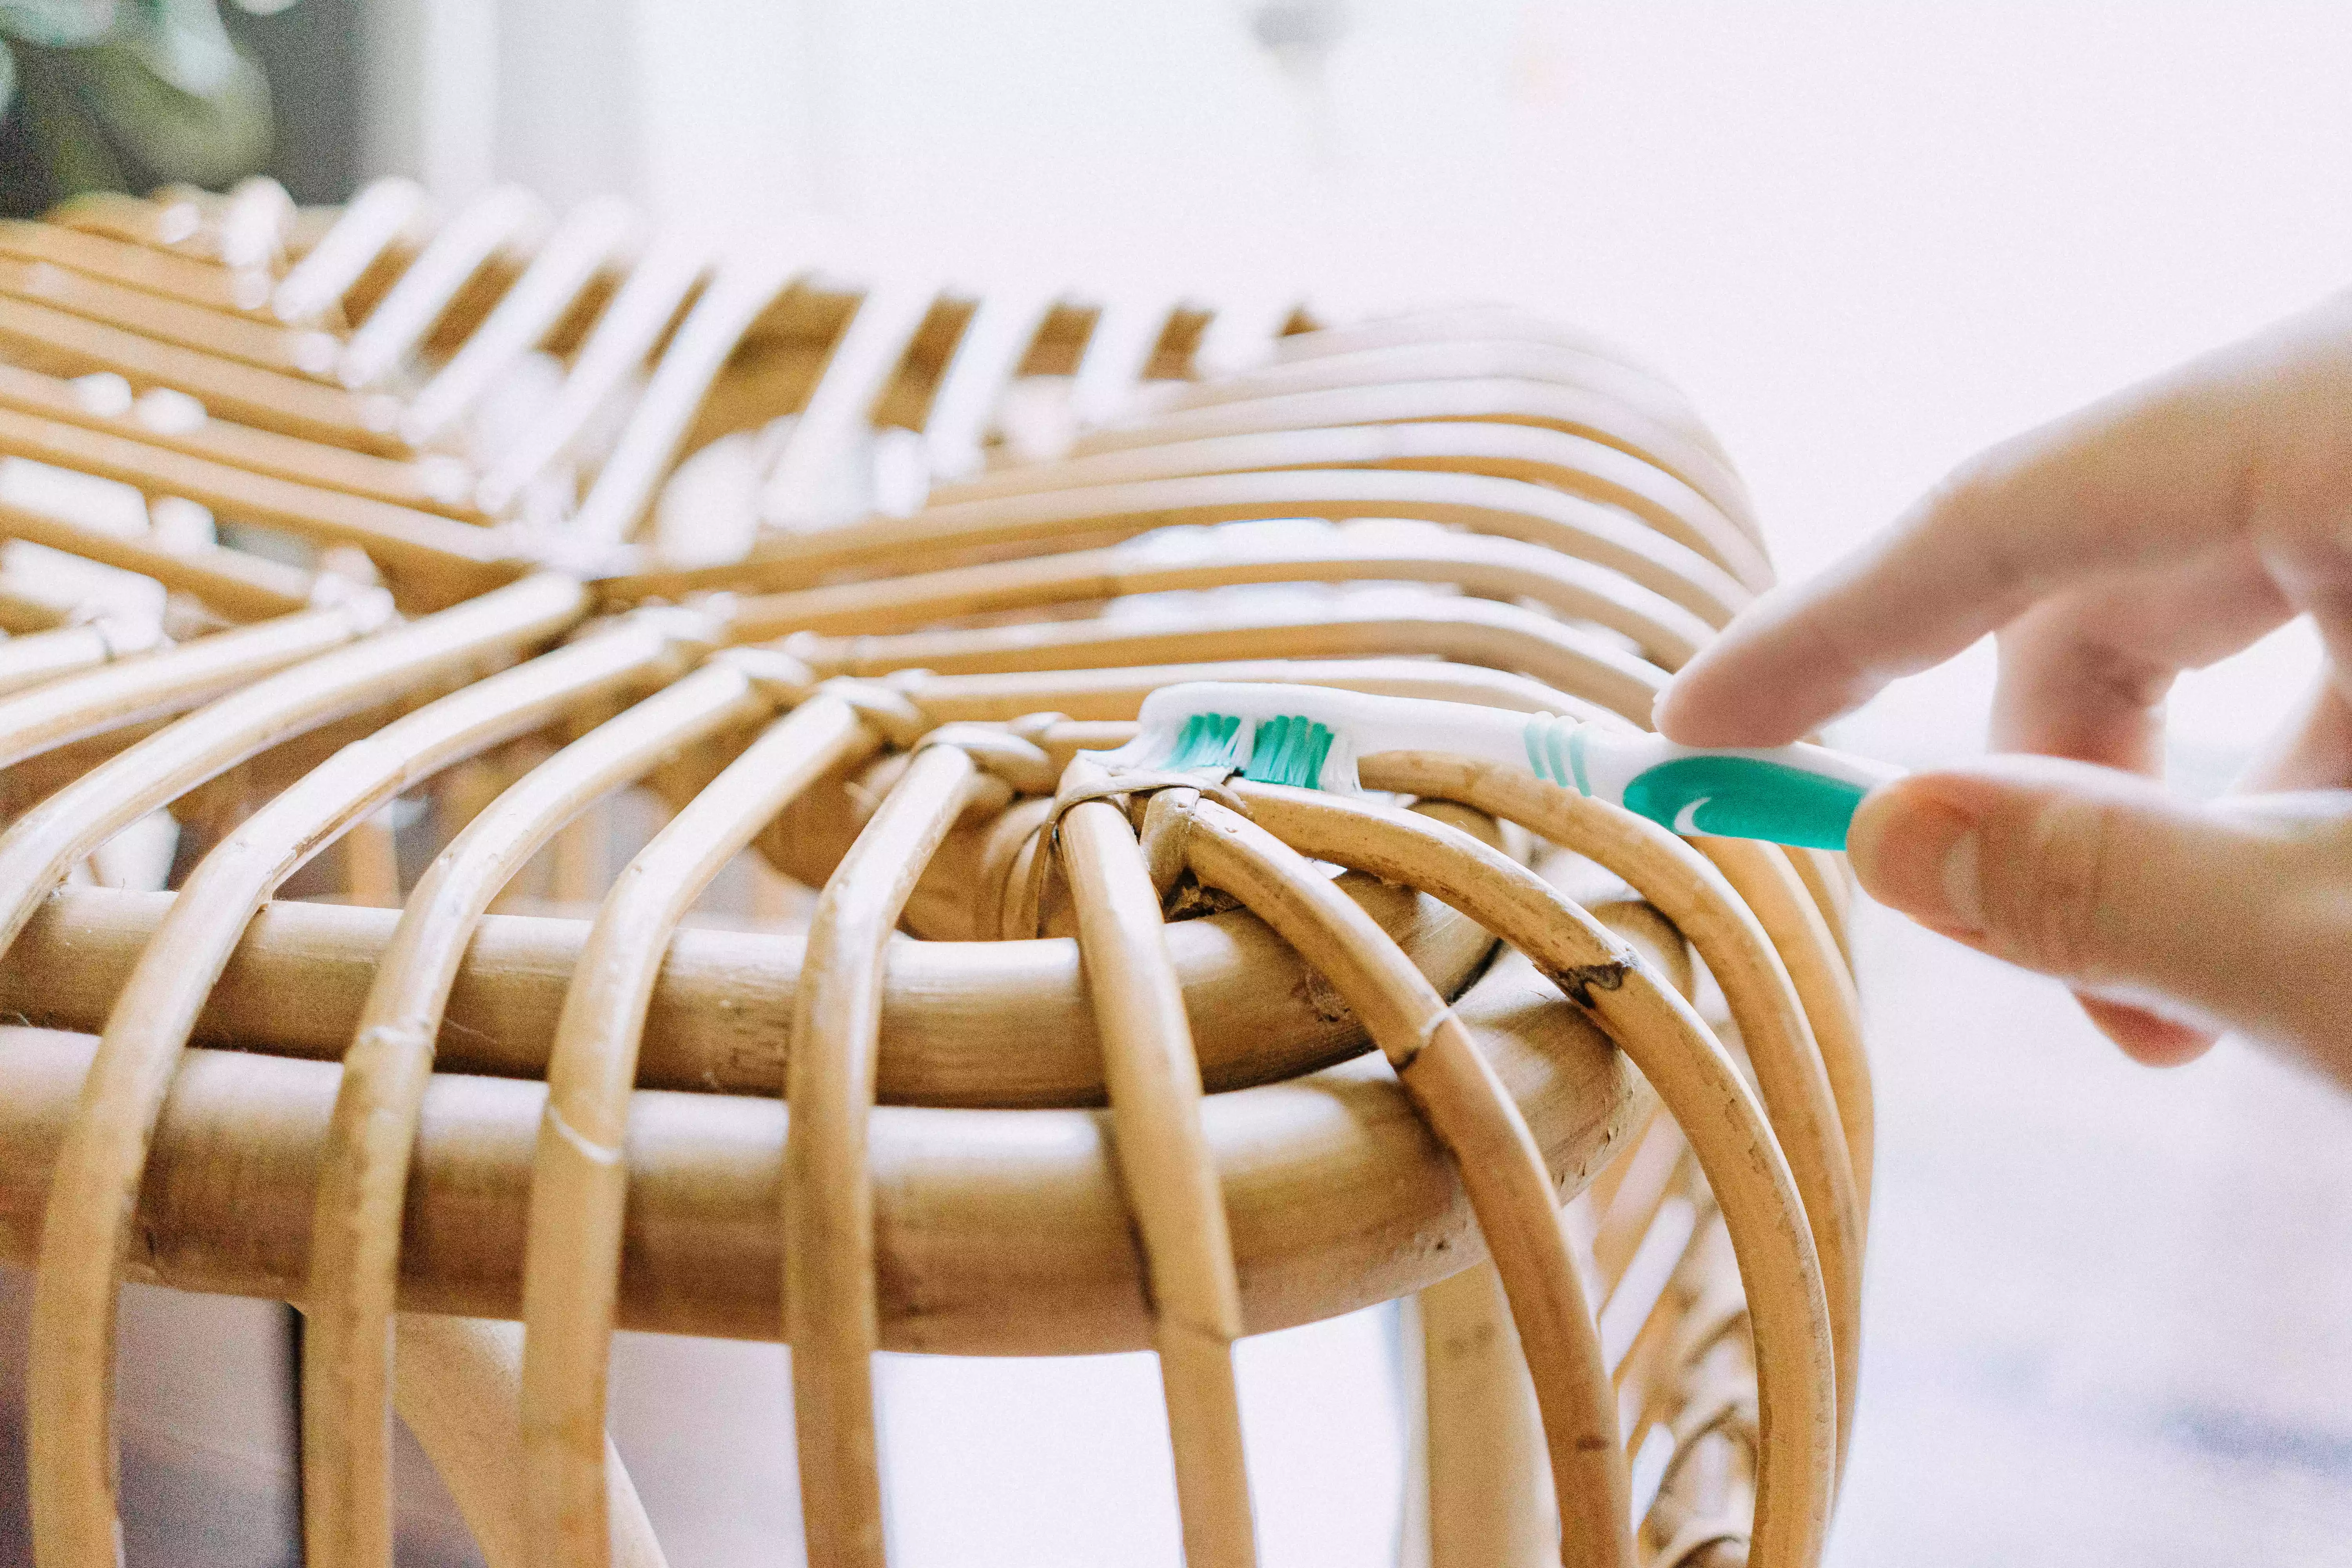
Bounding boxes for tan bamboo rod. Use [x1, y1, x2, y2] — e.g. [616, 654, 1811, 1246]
[0, 593, 393, 769]
[472, 235, 710, 517]
[391, 1315, 669, 1568]
[527, 693, 882, 1568]
[783, 742, 980, 1568]
[0, 255, 340, 377]
[1066, 377, 1755, 539]
[1232, 783, 1835, 1568]
[0, 962, 1641, 1350]
[0, 219, 267, 315]
[758, 278, 942, 532]
[0, 616, 158, 697]
[0, 574, 83, 632]
[884, 657, 1616, 726]
[274, 180, 434, 327]
[784, 594, 1670, 724]
[0, 362, 484, 519]
[305, 617, 728, 1568]
[1692, 840, 1873, 1225]
[1060, 789, 1257, 1568]
[0, 869, 1489, 1105]
[48, 191, 216, 255]
[401, 198, 639, 448]
[918, 287, 1057, 481]
[0, 407, 522, 607]
[1069, 294, 1179, 426]
[1179, 799, 1634, 1568]
[338, 187, 548, 391]
[1267, 307, 1667, 392]
[1788, 849, 1855, 971]
[0, 573, 584, 984]
[1130, 340, 1724, 473]
[0, 293, 406, 451]
[720, 527, 1710, 671]
[930, 420, 1772, 592]
[564, 252, 804, 546]
[1416, 1259, 1556, 1568]
[1343, 759, 1864, 1478]
[0, 494, 318, 620]
[25, 598, 653, 1568]
[605, 468, 1747, 628]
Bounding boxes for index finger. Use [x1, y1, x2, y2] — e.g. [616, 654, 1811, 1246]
[1654, 301, 2351, 747]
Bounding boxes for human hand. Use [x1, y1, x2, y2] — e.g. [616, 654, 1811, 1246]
[1655, 290, 2352, 1080]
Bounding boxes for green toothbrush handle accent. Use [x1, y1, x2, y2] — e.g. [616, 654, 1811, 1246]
[1620, 755, 1871, 851]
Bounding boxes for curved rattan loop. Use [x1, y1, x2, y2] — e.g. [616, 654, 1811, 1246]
[1179, 798, 1636, 1568]
[1217, 785, 1835, 1568]
[0, 576, 581, 964]
[1130, 339, 1728, 473]
[1342, 758, 1865, 1475]
[522, 693, 879, 1567]
[1691, 839, 1873, 1220]
[611, 468, 1747, 628]
[783, 595, 1669, 724]
[26, 603, 665, 1568]
[1066, 377, 1756, 539]
[475, 233, 711, 515]
[565, 252, 807, 547]
[1059, 782, 1256, 1566]
[0, 595, 392, 768]
[925, 419, 1773, 592]
[720, 526, 1711, 672]
[304, 630, 740, 1568]
[783, 742, 985, 1568]
[402, 196, 639, 449]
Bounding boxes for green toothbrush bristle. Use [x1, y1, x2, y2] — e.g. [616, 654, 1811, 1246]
[1166, 711, 1248, 770]
[1241, 715, 1335, 788]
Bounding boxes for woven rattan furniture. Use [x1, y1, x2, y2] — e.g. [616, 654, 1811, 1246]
[0, 178, 1867, 1568]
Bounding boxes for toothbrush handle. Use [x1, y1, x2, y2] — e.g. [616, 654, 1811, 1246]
[1520, 715, 1902, 851]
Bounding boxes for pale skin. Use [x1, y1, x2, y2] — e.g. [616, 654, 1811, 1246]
[1656, 288, 2352, 1085]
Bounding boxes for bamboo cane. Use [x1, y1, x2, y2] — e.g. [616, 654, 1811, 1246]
[1180, 799, 1634, 1568]
[527, 693, 882, 1567]
[782, 742, 981, 1568]
[305, 619, 729, 1568]
[1059, 786, 1256, 1568]
[1229, 783, 1835, 1568]
[25, 601, 664, 1568]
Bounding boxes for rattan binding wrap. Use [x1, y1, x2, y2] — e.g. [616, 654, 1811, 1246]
[0, 178, 1868, 1568]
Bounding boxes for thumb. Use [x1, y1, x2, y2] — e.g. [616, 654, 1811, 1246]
[1847, 755, 2345, 1065]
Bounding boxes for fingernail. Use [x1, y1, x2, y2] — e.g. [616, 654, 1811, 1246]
[1849, 785, 1985, 936]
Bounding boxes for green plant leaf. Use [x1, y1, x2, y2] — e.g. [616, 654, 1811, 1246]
[72, 2, 271, 187]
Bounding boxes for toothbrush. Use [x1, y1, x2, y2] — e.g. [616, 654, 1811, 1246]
[1089, 682, 1904, 851]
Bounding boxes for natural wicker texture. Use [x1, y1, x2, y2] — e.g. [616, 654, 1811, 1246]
[0, 181, 1864, 1568]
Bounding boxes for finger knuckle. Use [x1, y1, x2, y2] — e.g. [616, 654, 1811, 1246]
[1993, 791, 2132, 978]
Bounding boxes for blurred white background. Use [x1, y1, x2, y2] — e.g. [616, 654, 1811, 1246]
[348, 4, 2352, 1563]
